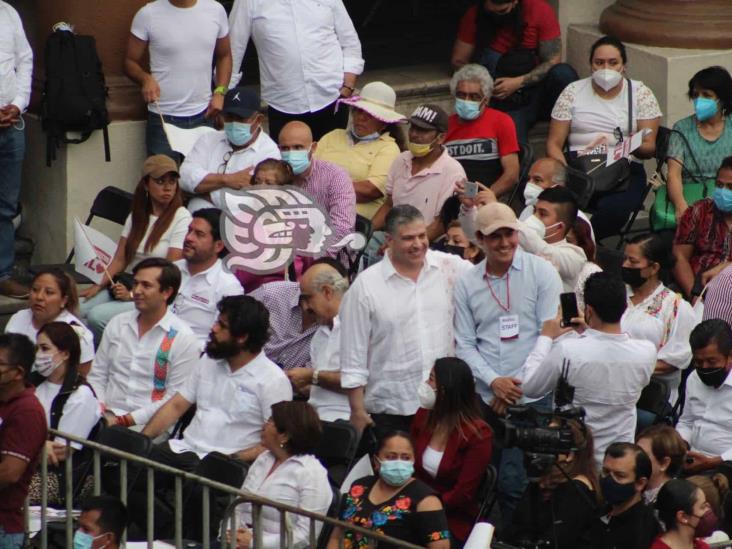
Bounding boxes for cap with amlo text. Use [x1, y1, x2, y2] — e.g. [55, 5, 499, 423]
[223, 87, 261, 118]
[475, 202, 520, 236]
[408, 104, 448, 133]
[142, 154, 179, 179]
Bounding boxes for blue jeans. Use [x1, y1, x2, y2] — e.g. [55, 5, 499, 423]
[480, 49, 579, 144]
[145, 109, 212, 163]
[81, 291, 135, 346]
[0, 125, 24, 280]
[590, 161, 648, 242]
[0, 527, 24, 549]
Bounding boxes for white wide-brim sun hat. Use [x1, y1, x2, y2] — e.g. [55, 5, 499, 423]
[338, 81, 407, 124]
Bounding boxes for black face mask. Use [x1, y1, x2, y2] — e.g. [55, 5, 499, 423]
[697, 366, 730, 388]
[600, 475, 637, 506]
[621, 266, 647, 288]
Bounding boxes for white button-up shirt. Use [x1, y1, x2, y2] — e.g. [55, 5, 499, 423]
[340, 250, 473, 415]
[170, 351, 292, 457]
[677, 370, 732, 462]
[88, 309, 200, 425]
[172, 259, 244, 345]
[520, 329, 657, 465]
[0, 1, 33, 111]
[235, 451, 332, 548]
[309, 317, 349, 422]
[228, 0, 364, 114]
[179, 129, 281, 201]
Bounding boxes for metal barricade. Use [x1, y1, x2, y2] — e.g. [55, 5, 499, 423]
[27, 429, 424, 549]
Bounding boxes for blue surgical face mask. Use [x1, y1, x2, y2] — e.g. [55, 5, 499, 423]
[377, 458, 414, 486]
[455, 98, 483, 121]
[350, 127, 381, 143]
[712, 187, 732, 212]
[224, 121, 253, 147]
[694, 97, 719, 122]
[281, 148, 312, 175]
[73, 530, 104, 549]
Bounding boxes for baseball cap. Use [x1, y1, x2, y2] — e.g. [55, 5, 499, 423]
[223, 87, 261, 118]
[142, 154, 179, 179]
[475, 202, 520, 236]
[408, 104, 449, 133]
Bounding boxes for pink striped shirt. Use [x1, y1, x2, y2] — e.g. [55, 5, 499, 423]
[703, 264, 732, 327]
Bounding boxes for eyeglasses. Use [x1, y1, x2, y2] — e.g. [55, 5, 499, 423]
[613, 127, 624, 143]
[218, 151, 233, 175]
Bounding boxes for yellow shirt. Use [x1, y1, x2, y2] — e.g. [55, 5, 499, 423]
[315, 129, 401, 219]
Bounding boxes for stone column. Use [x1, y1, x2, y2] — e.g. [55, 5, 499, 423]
[600, 0, 732, 49]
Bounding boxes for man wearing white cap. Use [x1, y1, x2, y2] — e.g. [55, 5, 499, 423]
[454, 201, 561, 522]
[316, 81, 406, 220]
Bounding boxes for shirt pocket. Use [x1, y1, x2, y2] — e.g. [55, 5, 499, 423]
[229, 384, 261, 419]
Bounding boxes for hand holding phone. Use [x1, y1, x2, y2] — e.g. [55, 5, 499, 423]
[464, 180, 479, 198]
[560, 292, 579, 328]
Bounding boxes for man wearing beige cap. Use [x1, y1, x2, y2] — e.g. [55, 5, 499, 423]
[454, 200, 561, 522]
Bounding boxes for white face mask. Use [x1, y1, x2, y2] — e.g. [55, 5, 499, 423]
[592, 68, 623, 92]
[34, 352, 62, 377]
[417, 381, 436, 410]
[523, 214, 546, 239]
[523, 182, 543, 207]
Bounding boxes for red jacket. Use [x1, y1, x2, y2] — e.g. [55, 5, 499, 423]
[411, 407, 493, 542]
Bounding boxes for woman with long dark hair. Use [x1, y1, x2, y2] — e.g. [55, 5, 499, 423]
[411, 357, 492, 545]
[80, 155, 191, 341]
[652, 479, 716, 549]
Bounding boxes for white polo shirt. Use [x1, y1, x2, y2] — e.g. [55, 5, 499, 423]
[309, 317, 349, 422]
[170, 351, 293, 458]
[88, 309, 200, 425]
[172, 259, 244, 345]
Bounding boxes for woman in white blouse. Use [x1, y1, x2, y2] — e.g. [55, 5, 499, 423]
[28, 321, 102, 504]
[227, 401, 332, 549]
[546, 35, 662, 241]
[620, 233, 696, 406]
[80, 155, 192, 342]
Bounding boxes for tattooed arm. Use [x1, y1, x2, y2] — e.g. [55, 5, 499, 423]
[493, 37, 562, 99]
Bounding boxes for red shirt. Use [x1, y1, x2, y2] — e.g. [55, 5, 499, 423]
[650, 536, 709, 549]
[0, 385, 47, 533]
[457, 0, 561, 54]
[674, 198, 732, 276]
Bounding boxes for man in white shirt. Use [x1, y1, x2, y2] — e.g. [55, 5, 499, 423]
[124, 0, 232, 159]
[340, 205, 472, 436]
[228, 0, 364, 140]
[287, 260, 350, 421]
[180, 87, 281, 212]
[142, 294, 292, 463]
[0, 2, 33, 299]
[173, 208, 243, 345]
[521, 271, 657, 465]
[678, 319, 732, 475]
[88, 258, 200, 429]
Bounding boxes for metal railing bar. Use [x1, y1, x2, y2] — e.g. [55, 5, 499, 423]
[147, 467, 155, 548]
[65, 440, 73, 548]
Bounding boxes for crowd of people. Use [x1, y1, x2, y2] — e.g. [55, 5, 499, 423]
[2, 0, 732, 548]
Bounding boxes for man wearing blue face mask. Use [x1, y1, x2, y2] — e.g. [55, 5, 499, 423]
[74, 495, 127, 549]
[445, 64, 520, 200]
[180, 87, 280, 212]
[673, 156, 732, 299]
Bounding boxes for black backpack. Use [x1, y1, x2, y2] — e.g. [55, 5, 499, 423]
[42, 28, 111, 166]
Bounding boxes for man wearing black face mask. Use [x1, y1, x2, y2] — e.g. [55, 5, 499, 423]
[677, 319, 732, 474]
[591, 442, 660, 549]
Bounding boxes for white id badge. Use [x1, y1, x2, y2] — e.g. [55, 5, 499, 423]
[499, 314, 519, 340]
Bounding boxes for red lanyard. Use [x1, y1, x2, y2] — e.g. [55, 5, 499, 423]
[486, 271, 510, 313]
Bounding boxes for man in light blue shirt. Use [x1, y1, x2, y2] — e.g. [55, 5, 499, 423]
[454, 201, 562, 522]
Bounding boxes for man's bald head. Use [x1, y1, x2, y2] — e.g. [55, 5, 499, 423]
[278, 121, 315, 150]
[300, 261, 348, 324]
[528, 157, 567, 189]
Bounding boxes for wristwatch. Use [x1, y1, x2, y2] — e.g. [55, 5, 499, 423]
[312, 370, 320, 386]
[213, 85, 227, 96]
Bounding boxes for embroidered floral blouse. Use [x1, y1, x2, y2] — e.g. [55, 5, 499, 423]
[338, 476, 450, 548]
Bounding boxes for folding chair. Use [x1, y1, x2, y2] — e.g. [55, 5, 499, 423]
[475, 464, 498, 522]
[506, 142, 534, 213]
[636, 378, 673, 434]
[95, 425, 153, 500]
[314, 420, 360, 487]
[350, 215, 373, 280]
[30, 185, 133, 284]
[316, 485, 341, 549]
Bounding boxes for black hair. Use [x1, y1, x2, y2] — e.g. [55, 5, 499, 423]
[270, 400, 322, 455]
[688, 66, 732, 115]
[191, 208, 222, 242]
[217, 295, 270, 353]
[376, 430, 414, 455]
[37, 321, 83, 392]
[626, 232, 675, 271]
[80, 495, 128, 544]
[605, 442, 652, 481]
[583, 271, 627, 323]
[656, 479, 701, 532]
[0, 333, 36, 376]
[310, 257, 349, 279]
[589, 35, 627, 65]
[717, 156, 732, 179]
[690, 319, 732, 356]
[536, 186, 579, 233]
[131, 257, 181, 305]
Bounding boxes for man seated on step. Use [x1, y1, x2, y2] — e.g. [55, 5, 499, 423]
[87, 258, 200, 430]
[179, 87, 280, 212]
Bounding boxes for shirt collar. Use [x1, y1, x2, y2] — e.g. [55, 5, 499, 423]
[127, 308, 176, 334]
[480, 248, 524, 278]
[180, 259, 223, 284]
[406, 149, 450, 177]
[221, 128, 267, 154]
[380, 250, 437, 281]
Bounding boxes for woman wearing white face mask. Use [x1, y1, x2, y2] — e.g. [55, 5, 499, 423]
[411, 358, 492, 545]
[546, 35, 662, 241]
[27, 322, 102, 505]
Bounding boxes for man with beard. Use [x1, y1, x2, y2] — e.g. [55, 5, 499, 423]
[451, 0, 577, 143]
[141, 295, 292, 465]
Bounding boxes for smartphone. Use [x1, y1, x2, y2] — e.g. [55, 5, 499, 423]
[560, 292, 579, 328]
[464, 180, 479, 198]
